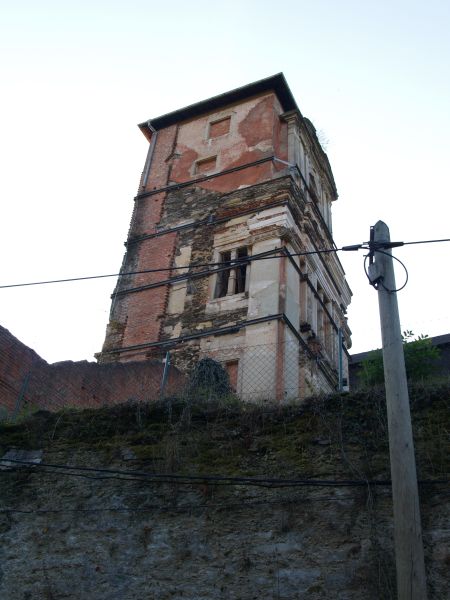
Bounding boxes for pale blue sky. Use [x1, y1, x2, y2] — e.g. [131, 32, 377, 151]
[1, 0, 449, 361]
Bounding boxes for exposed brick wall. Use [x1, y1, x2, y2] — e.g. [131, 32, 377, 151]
[99, 92, 290, 363]
[143, 125, 178, 193]
[0, 326, 46, 414]
[102, 231, 178, 356]
[98, 81, 351, 400]
[0, 325, 185, 416]
[130, 192, 167, 239]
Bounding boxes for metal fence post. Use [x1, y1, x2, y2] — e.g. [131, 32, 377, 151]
[160, 351, 171, 398]
[12, 371, 32, 421]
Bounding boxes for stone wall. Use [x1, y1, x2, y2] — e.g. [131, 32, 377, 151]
[0, 388, 448, 599]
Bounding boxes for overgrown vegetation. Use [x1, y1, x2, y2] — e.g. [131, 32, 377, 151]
[187, 357, 234, 400]
[1, 381, 447, 600]
[0, 381, 448, 483]
[360, 331, 441, 386]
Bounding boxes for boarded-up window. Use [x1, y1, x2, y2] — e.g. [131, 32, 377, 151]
[225, 360, 239, 391]
[196, 156, 217, 174]
[209, 116, 231, 138]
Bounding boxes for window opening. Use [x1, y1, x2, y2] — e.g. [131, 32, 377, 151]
[235, 247, 248, 293]
[215, 251, 231, 298]
[214, 247, 248, 298]
[225, 360, 239, 391]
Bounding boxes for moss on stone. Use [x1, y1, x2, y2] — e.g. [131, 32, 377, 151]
[0, 383, 448, 482]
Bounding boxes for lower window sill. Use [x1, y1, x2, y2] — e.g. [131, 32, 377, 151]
[206, 293, 248, 314]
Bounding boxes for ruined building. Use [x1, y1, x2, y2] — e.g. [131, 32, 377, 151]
[98, 74, 352, 400]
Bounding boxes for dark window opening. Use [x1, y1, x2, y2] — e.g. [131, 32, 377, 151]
[235, 247, 248, 293]
[214, 247, 248, 298]
[215, 251, 231, 298]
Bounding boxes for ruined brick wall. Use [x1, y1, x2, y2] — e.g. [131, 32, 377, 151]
[101, 176, 298, 370]
[98, 79, 352, 402]
[100, 92, 289, 362]
[0, 326, 47, 415]
[0, 325, 185, 415]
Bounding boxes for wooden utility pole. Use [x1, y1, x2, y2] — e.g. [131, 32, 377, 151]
[368, 221, 427, 600]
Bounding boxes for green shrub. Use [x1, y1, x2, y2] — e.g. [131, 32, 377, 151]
[188, 357, 232, 399]
[360, 331, 441, 386]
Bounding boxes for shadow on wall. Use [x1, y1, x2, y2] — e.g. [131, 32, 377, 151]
[0, 325, 185, 417]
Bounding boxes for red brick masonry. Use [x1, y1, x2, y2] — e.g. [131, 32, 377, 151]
[0, 325, 185, 415]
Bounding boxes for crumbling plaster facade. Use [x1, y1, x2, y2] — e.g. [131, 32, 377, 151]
[99, 74, 352, 400]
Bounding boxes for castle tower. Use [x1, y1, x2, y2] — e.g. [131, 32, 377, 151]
[98, 74, 352, 400]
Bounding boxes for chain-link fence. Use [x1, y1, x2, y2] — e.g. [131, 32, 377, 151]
[1, 337, 345, 421]
[192, 340, 340, 403]
[1, 358, 185, 421]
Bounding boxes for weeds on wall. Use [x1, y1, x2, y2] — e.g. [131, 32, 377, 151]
[1, 380, 448, 600]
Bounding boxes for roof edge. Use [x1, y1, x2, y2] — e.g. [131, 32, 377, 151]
[138, 73, 299, 138]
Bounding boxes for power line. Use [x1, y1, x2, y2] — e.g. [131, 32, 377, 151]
[1, 458, 447, 489]
[0, 247, 336, 289]
[0, 493, 396, 516]
[0, 237, 449, 290]
[402, 238, 450, 247]
[364, 249, 409, 293]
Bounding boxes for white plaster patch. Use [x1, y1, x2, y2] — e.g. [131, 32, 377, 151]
[249, 141, 272, 153]
[167, 283, 187, 315]
[205, 293, 248, 315]
[167, 245, 192, 315]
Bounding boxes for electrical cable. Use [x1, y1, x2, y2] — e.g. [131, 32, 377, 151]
[0, 236, 448, 290]
[0, 247, 336, 289]
[364, 249, 409, 293]
[0, 458, 447, 489]
[402, 238, 450, 247]
[0, 492, 391, 515]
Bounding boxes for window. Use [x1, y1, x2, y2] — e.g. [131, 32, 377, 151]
[225, 360, 239, 391]
[324, 299, 333, 359]
[214, 247, 249, 298]
[215, 251, 231, 298]
[316, 285, 325, 342]
[196, 156, 217, 175]
[209, 116, 231, 139]
[299, 259, 310, 329]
